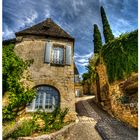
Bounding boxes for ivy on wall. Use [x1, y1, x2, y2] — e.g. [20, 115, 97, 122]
[3, 44, 36, 121]
[102, 30, 138, 82]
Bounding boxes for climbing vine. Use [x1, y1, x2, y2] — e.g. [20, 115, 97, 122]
[102, 30, 138, 82]
[3, 44, 36, 121]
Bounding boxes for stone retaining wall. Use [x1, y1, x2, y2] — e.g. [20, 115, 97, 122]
[110, 84, 138, 128]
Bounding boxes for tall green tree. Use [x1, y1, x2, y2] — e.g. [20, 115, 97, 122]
[93, 24, 102, 54]
[101, 6, 114, 43]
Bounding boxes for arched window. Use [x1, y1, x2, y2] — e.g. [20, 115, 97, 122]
[27, 85, 60, 112]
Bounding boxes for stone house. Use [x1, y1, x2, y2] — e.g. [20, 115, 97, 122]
[13, 18, 77, 119]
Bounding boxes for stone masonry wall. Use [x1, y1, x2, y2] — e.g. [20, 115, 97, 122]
[15, 36, 76, 121]
[110, 81, 138, 128]
[96, 64, 111, 111]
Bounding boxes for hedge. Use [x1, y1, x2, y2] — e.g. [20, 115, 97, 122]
[101, 30, 138, 82]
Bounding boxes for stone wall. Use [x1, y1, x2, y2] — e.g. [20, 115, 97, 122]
[82, 82, 96, 95]
[75, 83, 83, 97]
[110, 77, 138, 128]
[15, 35, 76, 120]
[95, 64, 111, 111]
[87, 63, 138, 128]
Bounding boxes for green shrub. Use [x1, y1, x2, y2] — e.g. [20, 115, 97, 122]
[38, 108, 69, 132]
[10, 117, 39, 138]
[102, 30, 138, 82]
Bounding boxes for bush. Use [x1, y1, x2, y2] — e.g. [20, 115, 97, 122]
[38, 108, 69, 132]
[102, 30, 138, 82]
[10, 116, 39, 138]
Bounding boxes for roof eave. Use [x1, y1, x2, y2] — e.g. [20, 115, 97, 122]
[15, 33, 75, 42]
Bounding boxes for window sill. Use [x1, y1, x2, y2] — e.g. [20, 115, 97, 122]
[26, 108, 54, 112]
[50, 63, 65, 67]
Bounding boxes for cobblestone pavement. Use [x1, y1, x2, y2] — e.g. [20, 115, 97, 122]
[87, 98, 138, 140]
[63, 96, 138, 140]
[63, 96, 102, 140]
[75, 96, 138, 140]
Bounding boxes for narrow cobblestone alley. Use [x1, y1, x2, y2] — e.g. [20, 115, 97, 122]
[64, 96, 138, 140]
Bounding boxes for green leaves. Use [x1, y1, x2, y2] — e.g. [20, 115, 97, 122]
[93, 24, 102, 53]
[3, 43, 36, 121]
[102, 30, 138, 83]
[82, 54, 99, 84]
[100, 6, 114, 43]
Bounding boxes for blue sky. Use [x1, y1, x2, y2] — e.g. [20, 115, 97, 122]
[3, 0, 138, 75]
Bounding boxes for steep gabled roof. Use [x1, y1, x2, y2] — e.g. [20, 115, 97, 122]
[15, 18, 74, 41]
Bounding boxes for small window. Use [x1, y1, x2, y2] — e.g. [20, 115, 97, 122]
[52, 46, 64, 65]
[45, 42, 72, 66]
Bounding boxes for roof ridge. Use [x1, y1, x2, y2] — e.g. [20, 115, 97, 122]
[15, 18, 74, 41]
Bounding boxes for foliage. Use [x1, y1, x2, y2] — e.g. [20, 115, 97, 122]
[100, 6, 114, 43]
[9, 108, 69, 138]
[102, 30, 138, 82]
[37, 107, 69, 131]
[93, 24, 102, 53]
[82, 54, 99, 84]
[3, 44, 36, 121]
[10, 115, 39, 138]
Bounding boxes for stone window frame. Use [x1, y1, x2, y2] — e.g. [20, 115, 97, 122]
[50, 44, 66, 66]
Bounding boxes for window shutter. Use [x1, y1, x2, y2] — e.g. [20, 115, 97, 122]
[66, 45, 72, 65]
[45, 42, 52, 63]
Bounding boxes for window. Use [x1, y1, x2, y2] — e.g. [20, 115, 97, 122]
[27, 86, 60, 112]
[45, 42, 72, 65]
[52, 46, 64, 65]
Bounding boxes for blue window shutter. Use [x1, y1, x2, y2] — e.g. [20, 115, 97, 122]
[66, 45, 72, 65]
[45, 42, 52, 63]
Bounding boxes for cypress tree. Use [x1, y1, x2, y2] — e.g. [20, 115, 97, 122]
[93, 24, 102, 54]
[101, 6, 114, 43]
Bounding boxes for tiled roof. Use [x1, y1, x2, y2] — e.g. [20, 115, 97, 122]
[16, 18, 74, 41]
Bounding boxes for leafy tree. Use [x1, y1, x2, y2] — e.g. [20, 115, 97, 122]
[100, 6, 114, 43]
[3, 44, 36, 121]
[93, 24, 102, 54]
[82, 54, 99, 84]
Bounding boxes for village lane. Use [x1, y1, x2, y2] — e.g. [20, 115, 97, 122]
[64, 96, 138, 140]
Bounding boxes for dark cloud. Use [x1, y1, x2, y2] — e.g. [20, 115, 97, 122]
[3, 0, 138, 75]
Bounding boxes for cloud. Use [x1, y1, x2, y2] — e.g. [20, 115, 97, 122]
[3, 0, 138, 74]
[74, 52, 93, 70]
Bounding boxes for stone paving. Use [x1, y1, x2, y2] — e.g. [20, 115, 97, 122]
[87, 98, 138, 140]
[63, 96, 102, 140]
[75, 96, 138, 140]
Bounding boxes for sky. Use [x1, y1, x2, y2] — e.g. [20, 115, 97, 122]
[3, 0, 138, 75]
